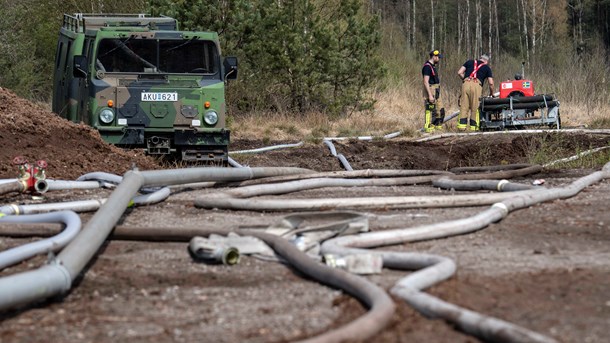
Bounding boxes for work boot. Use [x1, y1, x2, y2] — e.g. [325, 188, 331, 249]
[433, 115, 444, 130]
[457, 117, 468, 130]
[469, 118, 479, 131]
[435, 120, 444, 130]
[424, 102, 436, 133]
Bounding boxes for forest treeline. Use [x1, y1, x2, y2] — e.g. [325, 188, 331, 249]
[376, 0, 610, 62]
[0, 0, 608, 116]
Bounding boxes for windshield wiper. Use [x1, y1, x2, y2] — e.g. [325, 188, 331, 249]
[99, 36, 133, 58]
[164, 37, 197, 52]
[99, 37, 158, 72]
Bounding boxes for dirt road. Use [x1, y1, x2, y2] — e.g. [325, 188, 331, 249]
[1, 87, 609, 342]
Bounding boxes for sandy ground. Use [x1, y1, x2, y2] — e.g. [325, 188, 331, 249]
[0, 86, 609, 342]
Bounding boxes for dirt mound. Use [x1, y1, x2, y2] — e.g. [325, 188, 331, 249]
[0, 87, 160, 180]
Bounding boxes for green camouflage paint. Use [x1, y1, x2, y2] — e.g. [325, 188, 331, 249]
[53, 14, 235, 162]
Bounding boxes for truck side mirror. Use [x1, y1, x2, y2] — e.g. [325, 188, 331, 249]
[223, 56, 238, 80]
[73, 55, 88, 78]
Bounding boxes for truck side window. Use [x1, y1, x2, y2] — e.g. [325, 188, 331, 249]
[64, 41, 72, 71]
[56, 42, 64, 69]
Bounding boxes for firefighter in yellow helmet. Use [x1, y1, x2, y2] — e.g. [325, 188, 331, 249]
[422, 49, 445, 133]
[457, 54, 495, 130]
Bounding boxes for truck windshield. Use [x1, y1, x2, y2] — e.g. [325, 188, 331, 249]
[96, 38, 219, 75]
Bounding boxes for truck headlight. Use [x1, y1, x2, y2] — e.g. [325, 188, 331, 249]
[204, 111, 218, 125]
[99, 109, 115, 124]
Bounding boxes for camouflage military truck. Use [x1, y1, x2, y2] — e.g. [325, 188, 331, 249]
[53, 13, 237, 162]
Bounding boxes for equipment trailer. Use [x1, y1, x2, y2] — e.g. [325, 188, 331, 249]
[479, 70, 560, 130]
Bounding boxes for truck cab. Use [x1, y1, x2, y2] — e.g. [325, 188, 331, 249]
[53, 13, 237, 162]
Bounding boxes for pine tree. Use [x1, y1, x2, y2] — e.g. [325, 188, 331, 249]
[150, 0, 384, 115]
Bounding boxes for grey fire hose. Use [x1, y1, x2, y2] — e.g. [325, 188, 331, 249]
[543, 146, 610, 168]
[0, 180, 27, 195]
[229, 141, 304, 155]
[0, 178, 111, 195]
[320, 163, 610, 342]
[0, 167, 312, 311]
[0, 164, 608, 342]
[76, 171, 124, 184]
[196, 185, 539, 212]
[228, 156, 244, 168]
[323, 131, 402, 141]
[0, 211, 81, 270]
[433, 178, 535, 191]
[228, 133, 402, 172]
[323, 139, 353, 171]
[46, 180, 108, 191]
[231, 169, 453, 187]
[2, 158, 608, 343]
[195, 165, 543, 211]
[0, 222, 395, 343]
[450, 163, 534, 173]
[0, 187, 171, 215]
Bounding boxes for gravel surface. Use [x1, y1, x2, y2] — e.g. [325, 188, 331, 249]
[1, 87, 609, 342]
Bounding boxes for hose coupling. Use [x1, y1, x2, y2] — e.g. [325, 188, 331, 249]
[496, 179, 509, 191]
[491, 203, 509, 218]
[189, 236, 240, 265]
[35, 179, 49, 194]
[323, 253, 383, 275]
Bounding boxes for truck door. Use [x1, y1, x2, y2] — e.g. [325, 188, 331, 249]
[52, 38, 67, 115]
[73, 38, 93, 123]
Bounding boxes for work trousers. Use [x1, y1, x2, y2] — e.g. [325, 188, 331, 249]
[459, 79, 481, 130]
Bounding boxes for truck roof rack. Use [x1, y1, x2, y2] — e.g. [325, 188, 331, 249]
[62, 13, 177, 33]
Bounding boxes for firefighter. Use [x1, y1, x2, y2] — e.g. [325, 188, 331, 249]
[457, 54, 495, 131]
[422, 49, 445, 133]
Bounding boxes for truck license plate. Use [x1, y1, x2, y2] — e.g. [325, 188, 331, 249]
[141, 92, 178, 102]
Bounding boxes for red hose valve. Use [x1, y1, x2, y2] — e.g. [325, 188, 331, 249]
[34, 160, 48, 180]
[13, 156, 31, 181]
[12, 156, 49, 193]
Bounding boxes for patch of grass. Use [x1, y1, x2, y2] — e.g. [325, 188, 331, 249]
[545, 146, 610, 169]
[232, 110, 412, 141]
[588, 117, 610, 129]
[337, 127, 364, 138]
[466, 145, 495, 167]
[310, 126, 330, 138]
[522, 133, 610, 169]
[304, 135, 323, 144]
[520, 133, 564, 165]
[277, 124, 299, 135]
